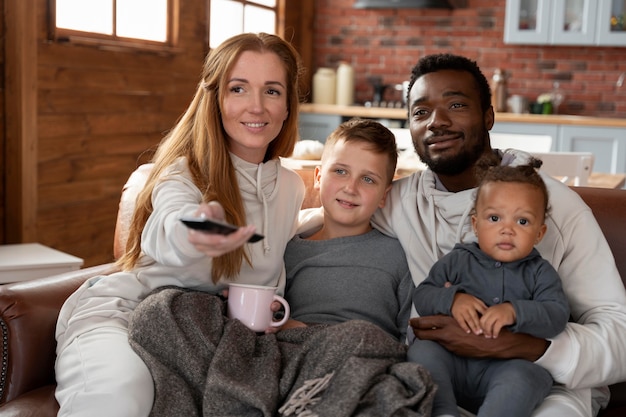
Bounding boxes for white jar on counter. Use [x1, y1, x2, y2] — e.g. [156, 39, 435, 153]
[335, 61, 354, 106]
[313, 67, 336, 105]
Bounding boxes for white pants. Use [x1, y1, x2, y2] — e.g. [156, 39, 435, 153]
[55, 327, 154, 417]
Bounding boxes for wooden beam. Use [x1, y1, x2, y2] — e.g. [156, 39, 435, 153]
[4, 0, 38, 242]
[278, 0, 315, 102]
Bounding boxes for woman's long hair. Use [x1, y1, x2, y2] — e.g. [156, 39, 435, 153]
[118, 33, 304, 282]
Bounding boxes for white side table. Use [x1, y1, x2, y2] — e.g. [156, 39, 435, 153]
[0, 243, 84, 284]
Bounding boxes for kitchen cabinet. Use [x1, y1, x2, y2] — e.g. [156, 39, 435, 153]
[493, 121, 626, 174]
[299, 107, 407, 142]
[504, 0, 550, 44]
[491, 121, 559, 151]
[504, 0, 626, 46]
[597, 0, 626, 46]
[558, 125, 626, 173]
[299, 113, 342, 142]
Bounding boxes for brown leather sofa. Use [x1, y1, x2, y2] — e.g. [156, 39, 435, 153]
[0, 166, 625, 416]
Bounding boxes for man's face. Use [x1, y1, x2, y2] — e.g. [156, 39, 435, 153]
[408, 69, 494, 176]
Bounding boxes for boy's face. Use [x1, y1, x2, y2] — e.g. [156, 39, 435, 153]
[471, 181, 547, 263]
[315, 139, 392, 238]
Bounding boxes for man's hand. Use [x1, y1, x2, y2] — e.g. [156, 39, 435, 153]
[410, 315, 549, 361]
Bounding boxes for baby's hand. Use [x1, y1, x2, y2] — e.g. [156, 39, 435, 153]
[451, 293, 488, 335]
[480, 303, 516, 338]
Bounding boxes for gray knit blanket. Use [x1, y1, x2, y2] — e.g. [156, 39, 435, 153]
[128, 286, 435, 417]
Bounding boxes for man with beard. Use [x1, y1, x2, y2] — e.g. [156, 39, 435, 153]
[370, 53, 626, 417]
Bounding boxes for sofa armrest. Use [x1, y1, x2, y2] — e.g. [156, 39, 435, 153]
[0, 263, 120, 405]
[0, 385, 59, 417]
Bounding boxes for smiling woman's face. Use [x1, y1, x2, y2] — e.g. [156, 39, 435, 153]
[408, 69, 493, 176]
[221, 50, 289, 163]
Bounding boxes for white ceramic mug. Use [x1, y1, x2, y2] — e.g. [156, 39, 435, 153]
[227, 283, 290, 332]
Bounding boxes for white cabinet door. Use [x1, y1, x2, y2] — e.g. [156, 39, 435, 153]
[491, 121, 559, 151]
[551, 0, 598, 45]
[596, 0, 626, 46]
[505, 0, 624, 45]
[504, 0, 552, 44]
[558, 125, 626, 173]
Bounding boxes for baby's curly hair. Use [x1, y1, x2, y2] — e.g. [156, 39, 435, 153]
[473, 155, 550, 218]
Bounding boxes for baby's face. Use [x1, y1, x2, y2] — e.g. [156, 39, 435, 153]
[471, 181, 547, 263]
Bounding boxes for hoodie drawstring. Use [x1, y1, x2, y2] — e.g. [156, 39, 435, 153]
[256, 165, 270, 254]
[456, 202, 474, 245]
[235, 164, 271, 254]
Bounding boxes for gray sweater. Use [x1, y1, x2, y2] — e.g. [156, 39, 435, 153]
[414, 242, 570, 339]
[284, 229, 414, 341]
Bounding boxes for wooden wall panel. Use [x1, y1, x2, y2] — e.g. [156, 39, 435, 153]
[0, 0, 5, 243]
[2, 0, 313, 267]
[33, 0, 205, 266]
[4, 0, 38, 244]
[279, 0, 315, 101]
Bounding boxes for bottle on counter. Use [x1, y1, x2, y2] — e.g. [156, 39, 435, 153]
[313, 67, 336, 105]
[551, 82, 565, 114]
[491, 68, 508, 112]
[335, 61, 355, 106]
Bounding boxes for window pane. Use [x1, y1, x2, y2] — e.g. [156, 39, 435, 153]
[610, 0, 626, 32]
[56, 0, 113, 35]
[117, 0, 168, 41]
[250, 0, 276, 7]
[563, 0, 584, 32]
[244, 5, 275, 35]
[210, 0, 244, 48]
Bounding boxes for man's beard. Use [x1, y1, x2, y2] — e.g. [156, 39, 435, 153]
[415, 128, 488, 176]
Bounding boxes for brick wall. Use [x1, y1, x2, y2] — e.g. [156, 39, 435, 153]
[312, 0, 626, 118]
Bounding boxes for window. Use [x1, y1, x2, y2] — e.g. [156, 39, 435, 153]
[209, 0, 277, 49]
[53, 0, 173, 46]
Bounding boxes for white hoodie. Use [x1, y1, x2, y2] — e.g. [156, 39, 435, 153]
[56, 155, 304, 353]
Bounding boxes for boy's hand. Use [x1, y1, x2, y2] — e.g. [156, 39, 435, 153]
[480, 303, 516, 338]
[262, 300, 296, 334]
[278, 319, 308, 331]
[451, 293, 488, 335]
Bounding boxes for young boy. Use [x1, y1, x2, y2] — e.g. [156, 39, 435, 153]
[408, 162, 570, 417]
[284, 118, 414, 341]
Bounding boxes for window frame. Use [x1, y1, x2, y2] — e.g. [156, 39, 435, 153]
[48, 0, 180, 53]
[208, 0, 278, 49]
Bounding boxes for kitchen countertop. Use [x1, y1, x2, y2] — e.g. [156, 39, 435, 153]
[284, 157, 625, 189]
[300, 103, 626, 128]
